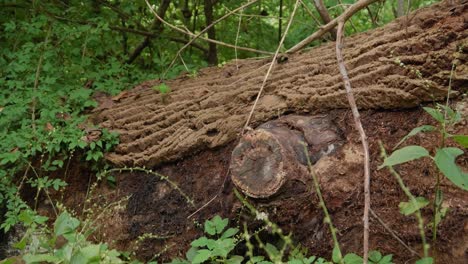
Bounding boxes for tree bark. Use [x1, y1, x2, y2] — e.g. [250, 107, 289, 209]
[94, 0, 467, 168]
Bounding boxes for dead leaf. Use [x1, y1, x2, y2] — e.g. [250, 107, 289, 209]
[45, 122, 54, 131]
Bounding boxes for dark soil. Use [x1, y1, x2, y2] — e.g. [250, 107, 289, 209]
[53, 103, 467, 263]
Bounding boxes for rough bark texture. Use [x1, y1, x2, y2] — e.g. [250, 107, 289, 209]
[94, 0, 467, 168]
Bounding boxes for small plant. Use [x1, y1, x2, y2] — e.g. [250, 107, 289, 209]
[170, 215, 242, 264]
[3, 210, 132, 264]
[379, 104, 467, 263]
[152, 83, 171, 104]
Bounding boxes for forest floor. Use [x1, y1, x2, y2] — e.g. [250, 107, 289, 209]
[9, 1, 467, 263]
[34, 99, 467, 263]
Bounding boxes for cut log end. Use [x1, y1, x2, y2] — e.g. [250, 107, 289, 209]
[230, 115, 344, 199]
[230, 129, 286, 198]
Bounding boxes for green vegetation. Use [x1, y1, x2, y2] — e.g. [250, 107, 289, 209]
[0, 0, 464, 263]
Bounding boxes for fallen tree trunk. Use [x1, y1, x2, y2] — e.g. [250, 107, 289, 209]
[94, 0, 467, 168]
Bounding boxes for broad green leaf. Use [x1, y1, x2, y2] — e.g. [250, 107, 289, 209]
[399, 197, 429, 216]
[70, 244, 101, 264]
[332, 246, 342, 263]
[192, 249, 212, 264]
[394, 125, 436, 149]
[343, 253, 363, 264]
[191, 236, 209, 247]
[221, 227, 239, 239]
[265, 243, 280, 258]
[378, 254, 393, 264]
[423, 107, 444, 123]
[212, 215, 228, 234]
[368, 250, 382, 262]
[54, 211, 80, 236]
[380, 146, 429, 169]
[226, 255, 243, 264]
[434, 148, 468, 190]
[415, 257, 433, 264]
[452, 135, 468, 148]
[288, 260, 303, 264]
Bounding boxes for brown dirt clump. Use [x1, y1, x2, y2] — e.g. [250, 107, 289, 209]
[94, 0, 467, 168]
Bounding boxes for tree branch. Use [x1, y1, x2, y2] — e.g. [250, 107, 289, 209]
[287, 0, 379, 53]
[335, 20, 371, 264]
[144, 0, 274, 56]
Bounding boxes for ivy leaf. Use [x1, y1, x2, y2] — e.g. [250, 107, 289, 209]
[399, 197, 429, 216]
[379, 146, 429, 169]
[434, 148, 468, 190]
[393, 125, 436, 149]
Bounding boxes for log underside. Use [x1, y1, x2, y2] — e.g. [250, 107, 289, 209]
[94, 1, 467, 168]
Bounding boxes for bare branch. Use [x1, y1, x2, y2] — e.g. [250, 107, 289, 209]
[287, 0, 379, 53]
[335, 20, 371, 263]
[243, 0, 300, 132]
[144, 0, 273, 56]
[312, 0, 337, 39]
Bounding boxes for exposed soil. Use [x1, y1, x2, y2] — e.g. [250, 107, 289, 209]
[9, 1, 468, 263]
[49, 102, 467, 263]
[93, 0, 467, 168]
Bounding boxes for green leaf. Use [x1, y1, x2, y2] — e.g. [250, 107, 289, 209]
[378, 254, 393, 264]
[192, 249, 212, 264]
[265, 243, 280, 258]
[332, 246, 342, 263]
[423, 107, 444, 123]
[226, 256, 243, 264]
[343, 253, 363, 264]
[380, 146, 429, 169]
[434, 148, 468, 190]
[152, 83, 171, 94]
[394, 125, 436, 149]
[54, 211, 80, 236]
[70, 244, 101, 264]
[191, 237, 210, 247]
[452, 135, 468, 148]
[399, 197, 429, 216]
[368, 251, 382, 262]
[415, 257, 433, 264]
[23, 254, 61, 264]
[221, 227, 239, 239]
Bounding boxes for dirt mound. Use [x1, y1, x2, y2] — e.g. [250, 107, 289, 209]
[94, 1, 467, 168]
[65, 105, 467, 263]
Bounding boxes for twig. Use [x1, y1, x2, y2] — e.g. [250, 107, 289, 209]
[243, 0, 300, 132]
[287, 0, 379, 53]
[144, 0, 273, 56]
[163, 0, 260, 77]
[370, 208, 421, 257]
[313, 0, 337, 39]
[187, 168, 231, 219]
[335, 20, 371, 263]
